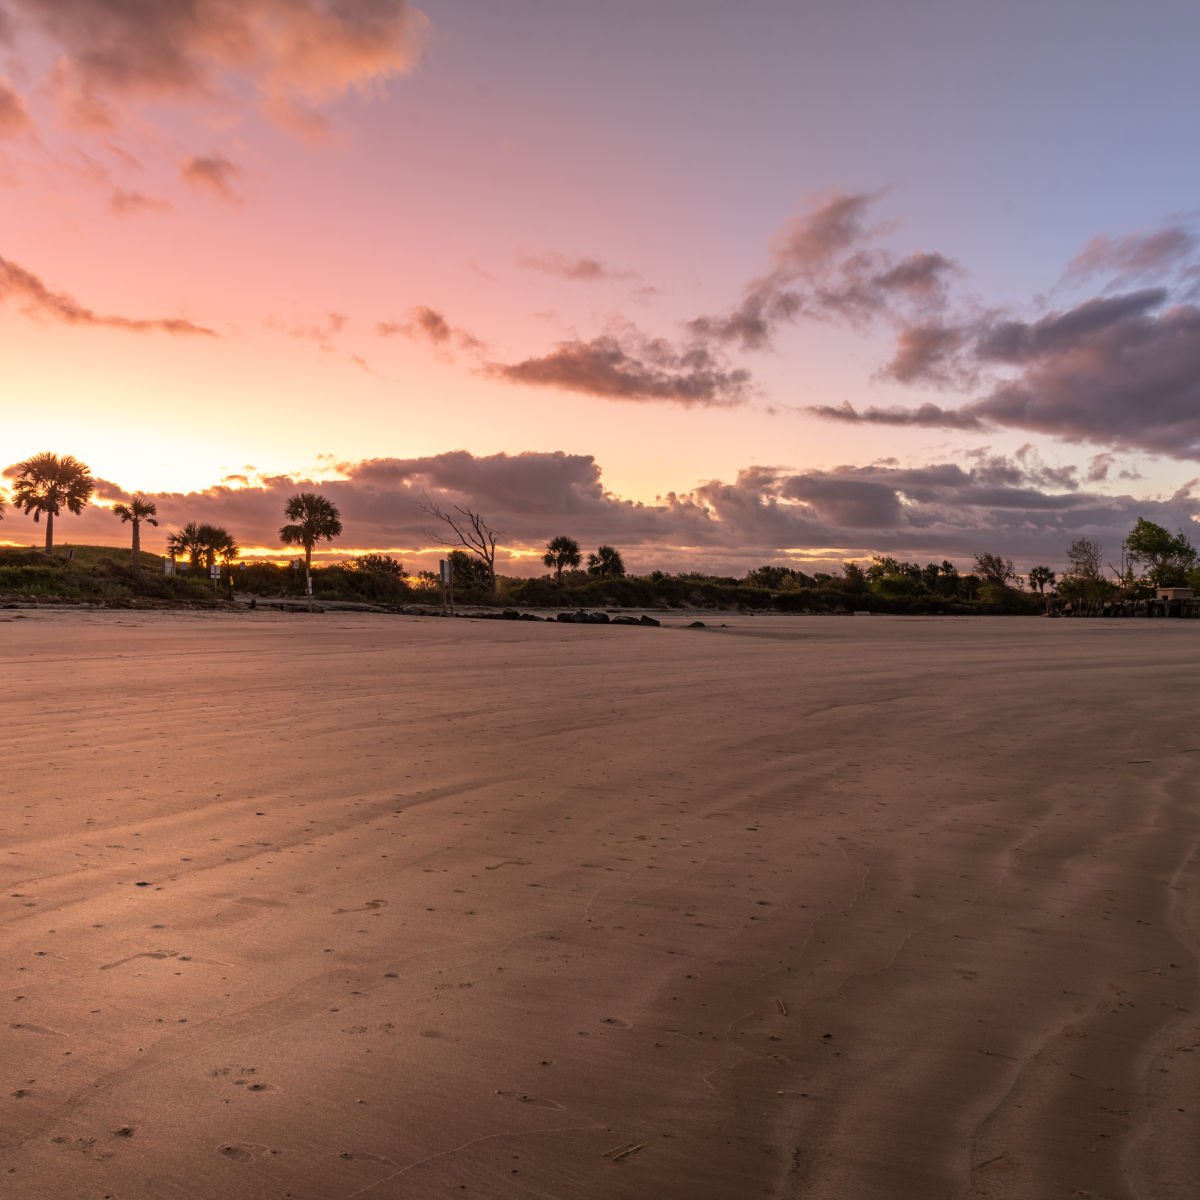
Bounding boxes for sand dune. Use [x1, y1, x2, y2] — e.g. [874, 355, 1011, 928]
[2, 611, 1197, 1198]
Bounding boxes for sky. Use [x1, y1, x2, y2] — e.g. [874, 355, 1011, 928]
[2, 0, 1200, 575]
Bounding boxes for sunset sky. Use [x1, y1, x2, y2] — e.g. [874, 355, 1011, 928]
[3, 0, 1200, 574]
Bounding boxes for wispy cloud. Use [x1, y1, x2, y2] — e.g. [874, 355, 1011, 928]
[519, 252, 636, 283]
[0, 77, 31, 137]
[687, 192, 956, 352]
[108, 188, 171, 217]
[270, 311, 348, 347]
[1065, 223, 1197, 288]
[181, 153, 242, 203]
[377, 305, 484, 353]
[0, 254, 216, 335]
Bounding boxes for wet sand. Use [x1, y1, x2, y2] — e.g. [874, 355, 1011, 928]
[1, 610, 1197, 1199]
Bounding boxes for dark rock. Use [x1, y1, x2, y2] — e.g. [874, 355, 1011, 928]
[638, 615, 660, 627]
[687, 620, 706, 628]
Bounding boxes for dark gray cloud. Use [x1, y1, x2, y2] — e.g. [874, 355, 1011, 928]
[975, 289, 1166, 364]
[3, 0, 428, 132]
[850, 271, 1200, 461]
[181, 153, 242, 203]
[808, 400, 985, 430]
[780, 475, 904, 528]
[0, 253, 216, 335]
[377, 305, 484, 353]
[969, 301, 1200, 460]
[38, 448, 1200, 579]
[486, 331, 750, 408]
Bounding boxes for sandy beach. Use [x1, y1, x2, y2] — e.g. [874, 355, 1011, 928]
[1, 610, 1197, 1199]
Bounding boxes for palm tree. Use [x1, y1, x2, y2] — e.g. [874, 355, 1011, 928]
[587, 544, 626, 578]
[166, 522, 206, 570]
[112, 496, 158, 573]
[166, 522, 238, 573]
[196, 524, 238, 571]
[543, 535, 582, 582]
[279, 492, 342, 607]
[10, 452, 94, 552]
[1028, 565, 1056, 595]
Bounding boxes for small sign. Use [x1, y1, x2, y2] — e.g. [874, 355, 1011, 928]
[439, 559, 451, 585]
[210, 563, 221, 579]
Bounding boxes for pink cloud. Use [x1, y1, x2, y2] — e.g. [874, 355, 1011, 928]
[6, 0, 429, 132]
[180, 153, 242, 203]
[0, 254, 216, 336]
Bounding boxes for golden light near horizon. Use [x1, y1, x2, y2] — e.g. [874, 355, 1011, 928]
[0, 2, 1198, 577]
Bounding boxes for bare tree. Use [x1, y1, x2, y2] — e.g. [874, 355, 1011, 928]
[1066, 537, 1104, 582]
[420, 494, 499, 592]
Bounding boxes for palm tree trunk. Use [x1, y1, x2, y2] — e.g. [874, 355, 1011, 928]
[44, 509, 54, 553]
[131, 521, 141, 574]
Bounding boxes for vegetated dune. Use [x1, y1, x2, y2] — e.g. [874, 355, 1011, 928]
[1, 610, 1197, 1199]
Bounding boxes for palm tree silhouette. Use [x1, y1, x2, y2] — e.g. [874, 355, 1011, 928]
[113, 496, 159, 574]
[280, 492, 342, 608]
[543, 535, 582, 582]
[166, 523, 205, 571]
[587, 544, 626, 578]
[166, 523, 238, 573]
[10, 452, 94, 552]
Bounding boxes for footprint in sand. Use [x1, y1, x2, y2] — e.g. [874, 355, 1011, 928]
[334, 899, 387, 914]
[217, 1141, 270, 1161]
[493, 1089, 564, 1111]
[601, 1016, 631, 1028]
[100, 950, 178, 971]
[11, 1022, 65, 1037]
[340, 1150, 394, 1165]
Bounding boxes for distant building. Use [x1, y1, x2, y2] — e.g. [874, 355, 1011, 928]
[1157, 587, 1194, 600]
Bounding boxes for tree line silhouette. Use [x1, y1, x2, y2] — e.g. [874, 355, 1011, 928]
[2, 451, 1197, 610]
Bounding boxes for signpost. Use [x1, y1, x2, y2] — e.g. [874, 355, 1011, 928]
[439, 558, 454, 616]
